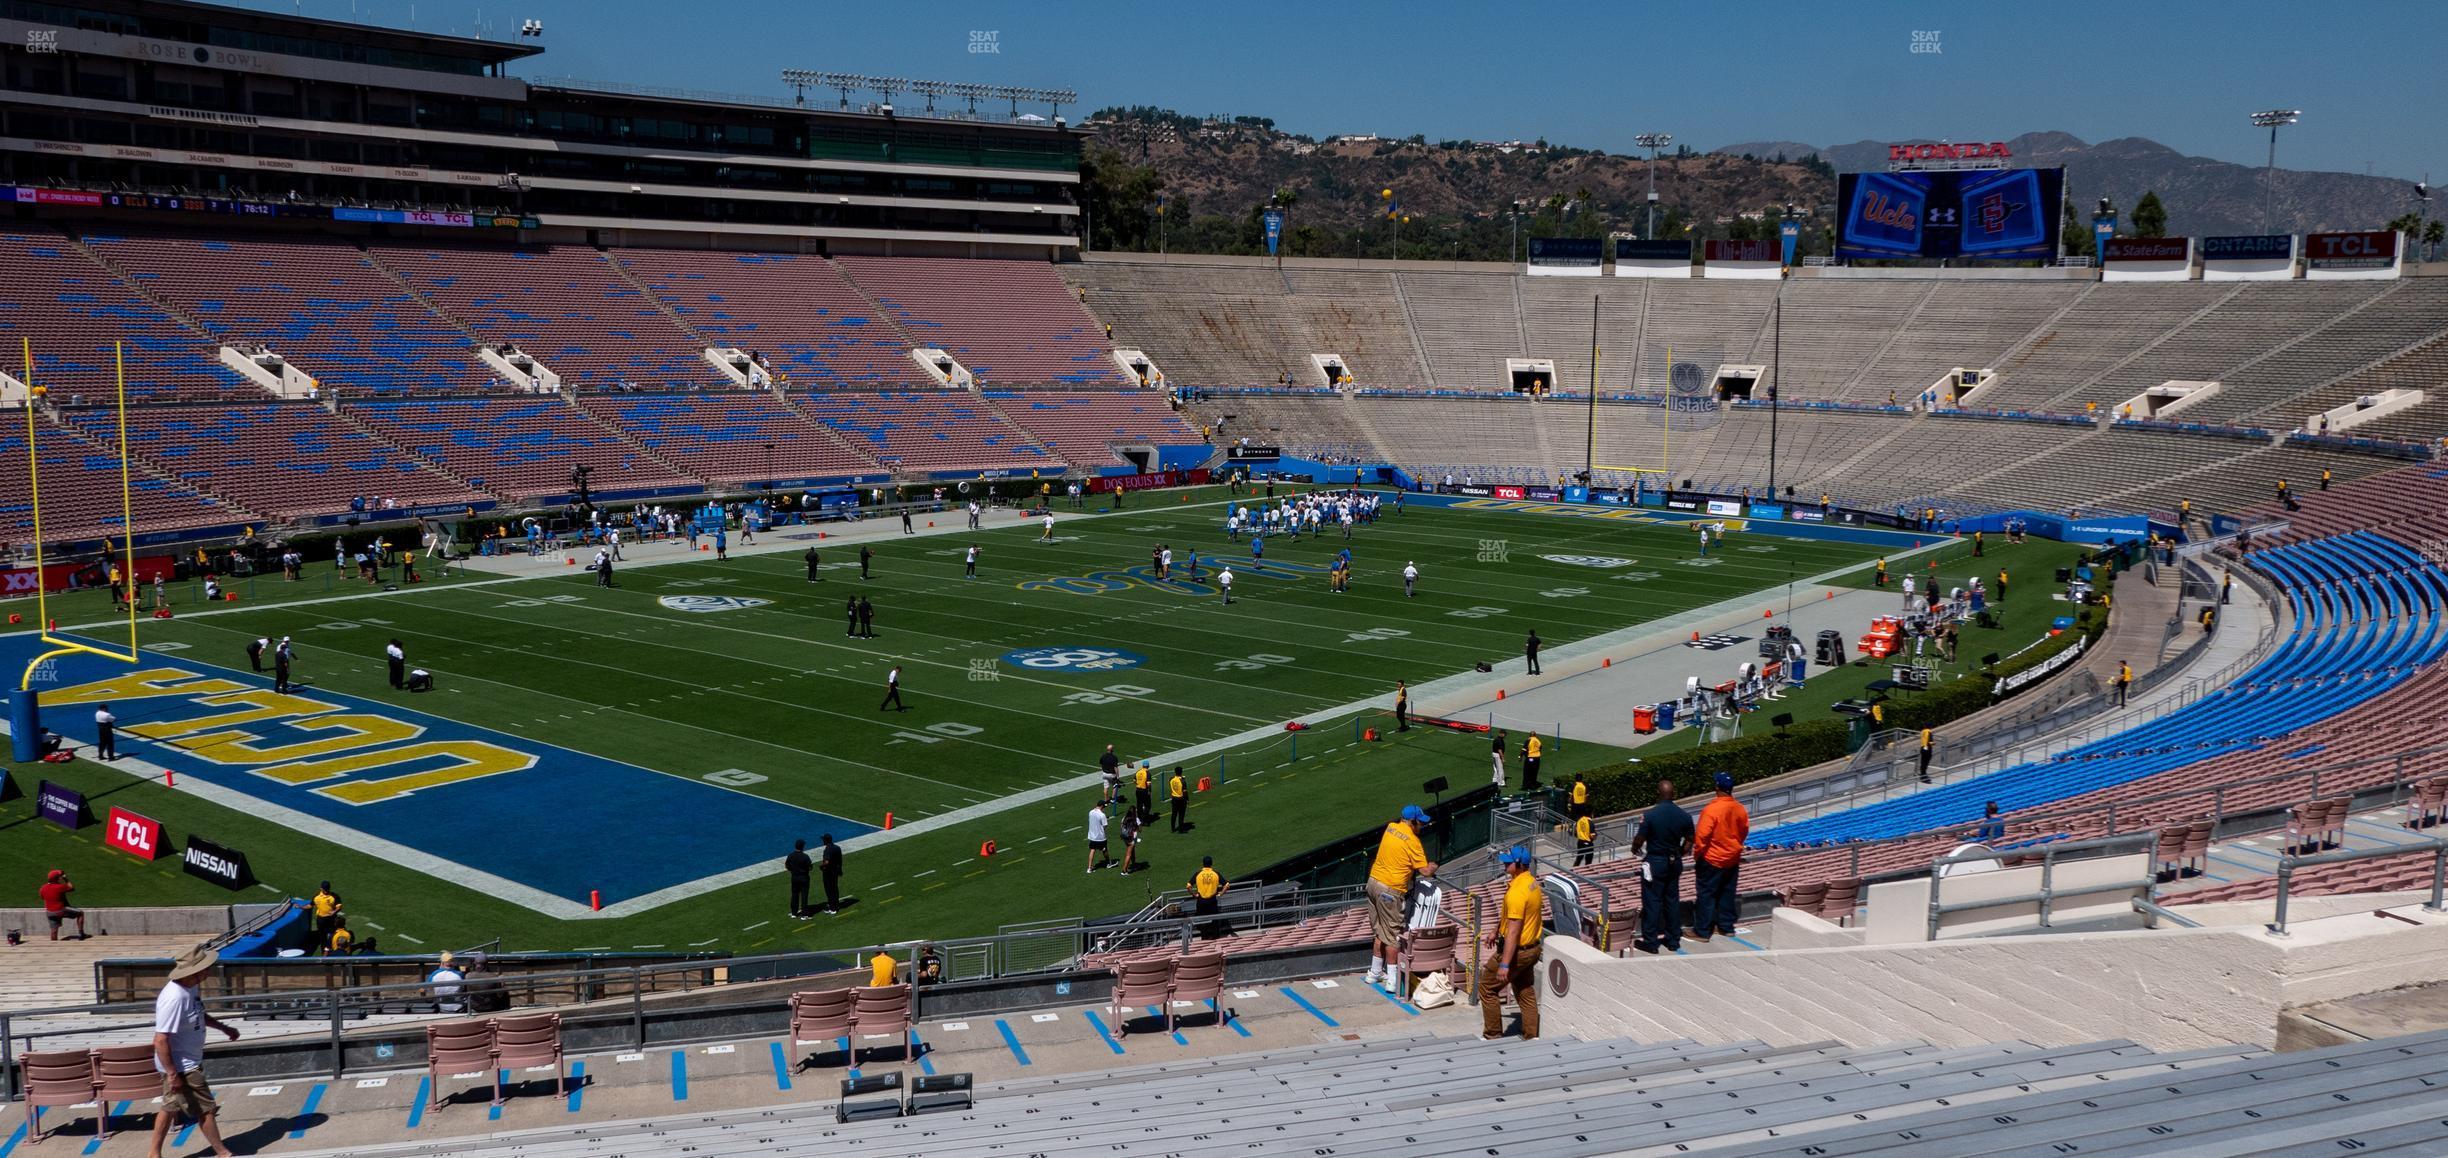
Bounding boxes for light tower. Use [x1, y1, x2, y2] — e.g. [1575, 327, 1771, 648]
[2249, 109, 2300, 234]
[1634, 133, 1673, 239]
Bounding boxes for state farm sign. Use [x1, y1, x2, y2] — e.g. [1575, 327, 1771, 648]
[1889, 141, 2013, 162]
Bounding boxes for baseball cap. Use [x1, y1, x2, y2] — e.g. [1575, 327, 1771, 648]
[1400, 805, 1430, 825]
[1715, 771, 1736, 792]
[1499, 844, 1532, 867]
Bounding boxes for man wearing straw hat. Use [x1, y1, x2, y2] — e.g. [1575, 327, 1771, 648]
[148, 946, 239, 1158]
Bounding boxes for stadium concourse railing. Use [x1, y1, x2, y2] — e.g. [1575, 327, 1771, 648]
[2265, 836, 2448, 935]
[1741, 564, 2280, 831]
[0, 916, 1270, 1096]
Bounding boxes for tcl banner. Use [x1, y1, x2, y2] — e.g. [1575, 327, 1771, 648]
[2304, 231, 2399, 271]
[1704, 239, 1780, 263]
[104, 806, 164, 860]
[2101, 237, 2191, 262]
[1492, 486, 1528, 500]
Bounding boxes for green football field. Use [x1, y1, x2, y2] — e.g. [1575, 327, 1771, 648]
[3, 488, 1895, 954]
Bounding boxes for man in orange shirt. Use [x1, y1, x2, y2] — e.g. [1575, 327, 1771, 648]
[1688, 772, 1750, 943]
[1363, 805, 1438, 987]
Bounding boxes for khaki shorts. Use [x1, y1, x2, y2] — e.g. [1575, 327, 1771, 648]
[1366, 880, 1405, 946]
[162, 1069, 218, 1118]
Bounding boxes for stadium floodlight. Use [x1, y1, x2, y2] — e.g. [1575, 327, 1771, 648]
[2249, 109, 2300, 234]
[948, 82, 993, 119]
[1634, 133, 1673, 239]
[908, 79, 954, 116]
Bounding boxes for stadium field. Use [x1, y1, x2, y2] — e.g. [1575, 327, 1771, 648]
[3, 488, 1910, 952]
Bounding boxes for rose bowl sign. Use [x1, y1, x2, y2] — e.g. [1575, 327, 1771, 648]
[1889, 141, 2013, 163]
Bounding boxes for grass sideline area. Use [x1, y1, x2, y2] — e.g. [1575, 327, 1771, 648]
[3, 488, 1891, 953]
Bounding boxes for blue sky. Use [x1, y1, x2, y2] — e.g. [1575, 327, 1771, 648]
[266, 0, 2444, 184]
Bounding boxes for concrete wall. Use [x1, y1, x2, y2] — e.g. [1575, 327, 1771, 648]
[0, 906, 234, 937]
[1542, 899, 2448, 1052]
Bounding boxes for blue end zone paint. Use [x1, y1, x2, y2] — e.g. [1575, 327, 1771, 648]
[1280, 987, 1340, 1027]
[566, 1061, 587, 1111]
[841, 1036, 858, 1080]
[406, 1077, 430, 1128]
[909, 1029, 936, 1075]
[0, 637, 868, 905]
[768, 1041, 794, 1090]
[1210, 998, 1252, 1037]
[488, 1072, 504, 1121]
[80, 1103, 131, 1154]
[1080, 1007, 1126, 1054]
[669, 1050, 688, 1101]
[1365, 983, 1420, 1016]
[289, 1085, 325, 1138]
[994, 1019, 1032, 1066]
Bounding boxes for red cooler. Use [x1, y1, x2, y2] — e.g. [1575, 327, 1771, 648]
[1633, 705, 1657, 734]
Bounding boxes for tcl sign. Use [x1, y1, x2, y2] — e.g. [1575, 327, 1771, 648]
[1888, 141, 2013, 162]
[105, 807, 164, 861]
[2304, 230, 2399, 268]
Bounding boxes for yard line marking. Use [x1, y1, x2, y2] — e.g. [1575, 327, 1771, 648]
[913, 869, 936, 878]
[689, 938, 719, 947]
[1281, 987, 1340, 1027]
[994, 1020, 1033, 1066]
[740, 922, 769, 932]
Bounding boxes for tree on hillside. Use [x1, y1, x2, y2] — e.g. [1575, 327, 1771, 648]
[2132, 191, 2168, 238]
[2062, 200, 2095, 258]
[1080, 145, 1165, 252]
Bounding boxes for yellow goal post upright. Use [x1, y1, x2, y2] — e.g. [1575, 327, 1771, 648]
[1590, 339, 1723, 495]
[10, 338, 142, 762]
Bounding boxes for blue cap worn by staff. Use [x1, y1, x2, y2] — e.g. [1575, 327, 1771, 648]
[1401, 805, 1430, 825]
[1715, 771, 1736, 792]
[1499, 844, 1533, 868]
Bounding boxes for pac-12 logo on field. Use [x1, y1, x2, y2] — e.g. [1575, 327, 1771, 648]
[657, 595, 773, 614]
[1002, 646, 1147, 672]
[1540, 554, 1635, 569]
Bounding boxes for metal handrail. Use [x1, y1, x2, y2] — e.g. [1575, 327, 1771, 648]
[1924, 832, 2159, 941]
[2265, 834, 2448, 936]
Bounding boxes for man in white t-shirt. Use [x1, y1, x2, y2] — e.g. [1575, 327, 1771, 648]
[150, 946, 239, 1158]
[1403, 561, 1420, 598]
[1085, 800, 1111, 873]
[1041, 514, 1056, 542]
[1217, 566, 1235, 605]
[429, 950, 466, 1013]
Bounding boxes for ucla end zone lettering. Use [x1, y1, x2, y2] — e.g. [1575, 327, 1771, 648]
[3, 636, 867, 913]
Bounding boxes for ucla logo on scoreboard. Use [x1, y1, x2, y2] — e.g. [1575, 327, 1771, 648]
[657, 595, 773, 614]
[1002, 646, 1148, 672]
[1540, 554, 1636, 569]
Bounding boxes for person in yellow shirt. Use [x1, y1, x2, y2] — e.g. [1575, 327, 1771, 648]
[1481, 845, 1543, 1041]
[1167, 766, 1190, 833]
[1569, 773, 1590, 819]
[1572, 814, 1595, 866]
[1189, 856, 1227, 921]
[311, 881, 344, 954]
[1132, 763, 1154, 825]
[1918, 727, 1935, 784]
[868, 948, 898, 988]
[325, 916, 355, 955]
[1364, 805, 1438, 987]
[1522, 733, 1544, 794]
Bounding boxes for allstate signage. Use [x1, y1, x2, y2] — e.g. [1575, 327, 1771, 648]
[1002, 646, 1148, 672]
